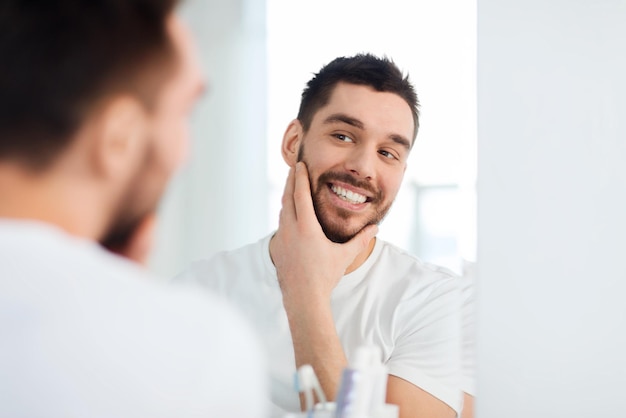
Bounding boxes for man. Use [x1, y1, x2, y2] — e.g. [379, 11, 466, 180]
[177, 54, 469, 417]
[0, 1, 266, 417]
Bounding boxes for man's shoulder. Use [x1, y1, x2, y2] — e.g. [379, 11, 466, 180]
[374, 239, 459, 282]
[175, 234, 273, 287]
[0, 243, 266, 417]
[0, 220, 250, 339]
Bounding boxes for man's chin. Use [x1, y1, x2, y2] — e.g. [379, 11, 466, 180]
[320, 221, 371, 244]
[313, 199, 388, 243]
[100, 221, 141, 253]
[323, 231, 353, 244]
[100, 210, 154, 253]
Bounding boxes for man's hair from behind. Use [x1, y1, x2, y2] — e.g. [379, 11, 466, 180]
[297, 53, 420, 143]
[0, 0, 180, 170]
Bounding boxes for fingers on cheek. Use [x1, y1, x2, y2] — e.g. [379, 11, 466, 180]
[292, 189, 308, 204]
[295, 171, 310, 193]
[278, 208, 287, 226]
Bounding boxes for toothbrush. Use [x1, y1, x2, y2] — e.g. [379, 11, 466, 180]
[297, 364, 330, 414]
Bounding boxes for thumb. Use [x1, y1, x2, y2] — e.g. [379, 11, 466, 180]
[343, 224, 379, 258]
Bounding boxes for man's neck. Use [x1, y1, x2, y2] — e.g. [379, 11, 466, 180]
[0, 164, 105, 240]
[345, 236, 376, 275]
[269, 232, 377, 277]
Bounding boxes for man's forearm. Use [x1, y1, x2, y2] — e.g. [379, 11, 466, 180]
[271, 163, 377, 407]
[285, 298, 347, 403]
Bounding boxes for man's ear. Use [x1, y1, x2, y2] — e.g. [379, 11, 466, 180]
[91, 95, 148, 180]
[281, 119, 304, 167]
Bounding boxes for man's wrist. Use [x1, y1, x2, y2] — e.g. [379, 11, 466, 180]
[283, 294, 333, 324]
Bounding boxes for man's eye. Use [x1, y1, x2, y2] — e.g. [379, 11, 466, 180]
[379, 150, 397, 160]
[334, 134, 354, 143]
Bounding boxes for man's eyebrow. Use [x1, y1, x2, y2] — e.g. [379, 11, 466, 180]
[390, 134, 412, 150]
[323, 113, 365, 129]
[324, 112, 412, 150]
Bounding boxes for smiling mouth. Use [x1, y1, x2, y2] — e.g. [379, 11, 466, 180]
[330, 184, 369, 204]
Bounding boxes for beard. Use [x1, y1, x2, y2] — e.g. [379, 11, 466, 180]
[99, 207, 151, 254]
[100, 144, 164, 254]
[298, 145, 393, 244]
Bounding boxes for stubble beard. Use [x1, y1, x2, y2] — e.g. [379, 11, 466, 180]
[100, 144, 162, 253]
[297, 145, 393, 244]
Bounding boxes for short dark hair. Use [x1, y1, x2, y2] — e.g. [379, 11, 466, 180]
[0, 0, 180, 170]
[297, 53, 420, 144]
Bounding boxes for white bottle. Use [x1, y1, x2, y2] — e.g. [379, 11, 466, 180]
[335, 345, 396, 418]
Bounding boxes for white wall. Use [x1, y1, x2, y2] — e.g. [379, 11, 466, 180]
[477, 0, 626, 416]
[149, 0, 269, 278]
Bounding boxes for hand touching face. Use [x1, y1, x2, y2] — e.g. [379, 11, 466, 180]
[270, 162, 378, 304]
[282, 82, 414, 243]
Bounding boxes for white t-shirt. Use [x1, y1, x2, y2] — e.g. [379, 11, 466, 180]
[0, 220, 268, 418]
[176, 234, 464, 417]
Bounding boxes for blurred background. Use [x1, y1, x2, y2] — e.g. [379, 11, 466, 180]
[149, 0, 477, 278]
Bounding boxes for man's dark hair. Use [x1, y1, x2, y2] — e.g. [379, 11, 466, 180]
[297, 53, 420, 144]
[0, 0, 180, 170]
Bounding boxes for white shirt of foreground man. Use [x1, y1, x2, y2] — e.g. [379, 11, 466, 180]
[176, 54, 469, 418]
[0, 221, 266, 418]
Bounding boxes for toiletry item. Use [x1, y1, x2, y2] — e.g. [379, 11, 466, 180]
[297, 364, 329, 413]
[335, 345, 393, 418]
[295, 364, 335, 417]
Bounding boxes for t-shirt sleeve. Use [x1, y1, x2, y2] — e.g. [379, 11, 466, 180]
[171, 260, 208, 285]
[386, 276, 463, 416]
[171, 258, 225, 294]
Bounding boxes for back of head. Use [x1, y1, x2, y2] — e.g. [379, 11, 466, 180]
[297, 53, 420, 142]
[0, 0, 179, 171]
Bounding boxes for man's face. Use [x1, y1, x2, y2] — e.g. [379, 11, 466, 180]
[101, 15, 204, 249]
[296, 82, 414, 243]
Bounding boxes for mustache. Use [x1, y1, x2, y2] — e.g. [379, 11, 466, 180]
[316, 171, 382, 202]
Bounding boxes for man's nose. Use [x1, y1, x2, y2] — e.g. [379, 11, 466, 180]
[344, 145, 376, 181]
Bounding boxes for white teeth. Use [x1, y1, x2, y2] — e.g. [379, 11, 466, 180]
[331, 185, 367, 204]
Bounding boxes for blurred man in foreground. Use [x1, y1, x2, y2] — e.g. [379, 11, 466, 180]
[0, 1, 266, 416]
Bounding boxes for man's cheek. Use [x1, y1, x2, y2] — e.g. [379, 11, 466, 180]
[174, 121, 192, 165]
[157, 125, 189, 173]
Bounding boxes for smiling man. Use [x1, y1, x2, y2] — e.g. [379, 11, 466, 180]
[288, 81, 412, 245]
[177, 54, 465, 418]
